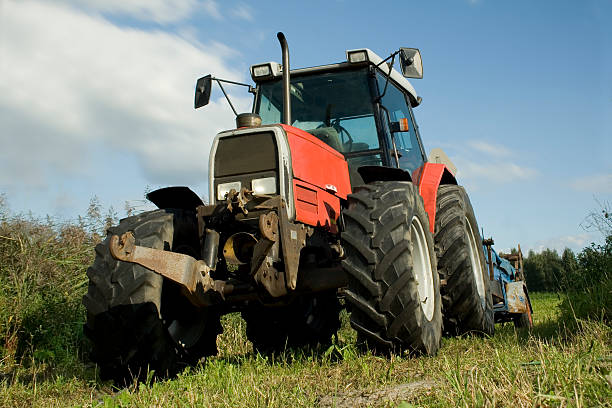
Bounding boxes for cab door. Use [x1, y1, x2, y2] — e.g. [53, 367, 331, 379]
[376, 74, 427, 178]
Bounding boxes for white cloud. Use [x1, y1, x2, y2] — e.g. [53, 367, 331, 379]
[0, 0, 250, 190]
[569, 173, 612, 194]
[231, 3, 254, 21]
[202, 0, 223, 20]
[467, 140, 513, 158]
[528, 233, 595, 254]
[455, 160, 537, 184]
[52, 0, 201, 24]
[433, 139, 537, 187]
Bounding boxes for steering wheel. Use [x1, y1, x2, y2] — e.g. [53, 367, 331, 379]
[331, 119, 353, 151]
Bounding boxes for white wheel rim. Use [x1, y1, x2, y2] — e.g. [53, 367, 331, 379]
[466, 218, 486, 306]
[410, 216, 435, 321]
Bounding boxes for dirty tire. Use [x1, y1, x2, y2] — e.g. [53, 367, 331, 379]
[434, 185, 494, 336]
[82, 209, 222, 384]
[341, 181, 442, 355]
[242, 291, 340, 352]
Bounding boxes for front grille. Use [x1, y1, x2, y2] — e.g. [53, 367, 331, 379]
[213, 131, 279, 202]
[214, 132, 278, 177]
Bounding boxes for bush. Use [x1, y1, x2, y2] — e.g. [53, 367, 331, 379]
[0, 215, 93, 378]
[558, 236, 611, 323]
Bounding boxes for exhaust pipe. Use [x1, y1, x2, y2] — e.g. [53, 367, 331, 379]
[277, 32, 291, 125]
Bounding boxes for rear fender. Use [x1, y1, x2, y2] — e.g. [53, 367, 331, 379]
[417, 163, 457, 233]
[146, 186, 204, 211]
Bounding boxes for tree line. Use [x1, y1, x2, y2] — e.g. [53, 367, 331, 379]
[523, 240, 610, 292]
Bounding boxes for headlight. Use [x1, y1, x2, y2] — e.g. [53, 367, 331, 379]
[251, 64, 272, 78]
[251, 177, 276, 195]
[347, 50, 368, 63]
[217, 181, 241, 200]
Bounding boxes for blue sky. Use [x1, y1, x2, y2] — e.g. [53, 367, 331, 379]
[1, 0, 610, 254]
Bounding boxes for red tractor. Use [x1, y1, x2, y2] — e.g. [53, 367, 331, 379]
[83, 33, 493, 382]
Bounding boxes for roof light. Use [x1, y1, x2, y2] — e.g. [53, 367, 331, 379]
[347, 50, 368, 64]
[250, 62, 282, 81]
[251, 63, 272, 78]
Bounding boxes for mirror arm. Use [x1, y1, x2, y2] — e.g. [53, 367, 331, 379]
[215, 79, 238, 116]
[374, 52, 397, 104]
[374, 50, 400, 68]
[213, 77, 256, 94]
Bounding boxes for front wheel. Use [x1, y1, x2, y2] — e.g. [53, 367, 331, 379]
[241, 292, 341, 353]
[82, 209, 222, 383]
[341, 181, 442, 355]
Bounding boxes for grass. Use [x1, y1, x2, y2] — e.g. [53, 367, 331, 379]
[0, 214, 610, 407]
[1, 292, 610, 407]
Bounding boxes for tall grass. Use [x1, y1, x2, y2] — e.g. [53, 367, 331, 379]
[0, 213, 94, 384]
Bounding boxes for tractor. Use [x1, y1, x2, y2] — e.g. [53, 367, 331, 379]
[83, 33, 494, 382]
[483, 239, 533, 328]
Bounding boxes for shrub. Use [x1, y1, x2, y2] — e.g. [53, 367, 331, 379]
[558, 236, 611, 323]
[0, 214, 93, 378]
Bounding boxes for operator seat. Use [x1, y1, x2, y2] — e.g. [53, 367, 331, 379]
[306, 127, 343, 153]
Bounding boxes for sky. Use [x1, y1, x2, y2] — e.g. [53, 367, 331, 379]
[1, 0, 611, 254]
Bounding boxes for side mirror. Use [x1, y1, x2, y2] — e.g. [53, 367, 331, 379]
[399, 48, 423, 79]
[194, 74, 212, 109]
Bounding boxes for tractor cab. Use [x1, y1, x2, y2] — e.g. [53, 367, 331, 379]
[250, 48, 428, 185]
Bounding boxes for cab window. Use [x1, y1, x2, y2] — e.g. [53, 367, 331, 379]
[376, 74, 425, 173]
[256, 69, 379, 154]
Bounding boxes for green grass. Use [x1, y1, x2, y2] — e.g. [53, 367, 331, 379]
[0, 215, 610, 407]
[2, 292, 610, 407]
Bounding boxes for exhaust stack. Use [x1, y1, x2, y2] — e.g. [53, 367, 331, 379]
[277, 32, 291, 125]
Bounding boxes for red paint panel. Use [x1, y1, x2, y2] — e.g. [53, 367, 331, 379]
[295, 183, 318, 215]
[417, 163, 446, 233]
[281, 124, 351, 200]
[293, 179, 341, 234]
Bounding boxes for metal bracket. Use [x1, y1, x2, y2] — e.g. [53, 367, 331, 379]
[254, 196, 311, 292]
[109, 232, 225, 307]
[278, 200, 309, 290]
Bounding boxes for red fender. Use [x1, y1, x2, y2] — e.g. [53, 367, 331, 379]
[417, 163, 456, 233]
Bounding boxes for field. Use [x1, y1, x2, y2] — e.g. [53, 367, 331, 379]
[1, 290, 610, 407]
[0, 211, 610, 407]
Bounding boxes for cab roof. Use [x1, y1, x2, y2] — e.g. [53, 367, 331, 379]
[250, 48, 421, 107]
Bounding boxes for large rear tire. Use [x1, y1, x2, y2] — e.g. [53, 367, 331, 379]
[341, 181, 442, 355]
[241, 292, 340, 352]
[82, 209, 222, 383]
[434, 185, 494, 336]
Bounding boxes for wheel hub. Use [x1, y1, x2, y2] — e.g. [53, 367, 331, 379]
[410, 216, 435, 321]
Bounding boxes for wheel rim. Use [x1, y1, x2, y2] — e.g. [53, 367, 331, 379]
[465, 218, 486, 307]
[168, 317, 206, 349]
[410, 216, 435, 321]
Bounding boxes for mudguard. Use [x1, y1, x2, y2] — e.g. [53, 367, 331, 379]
[146, 186, 204, 211]
[416, 163, 457, 233]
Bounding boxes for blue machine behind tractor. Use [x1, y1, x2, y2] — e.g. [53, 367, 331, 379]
[483, 238, 533, 328]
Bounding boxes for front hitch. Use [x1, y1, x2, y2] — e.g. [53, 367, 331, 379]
[109, 232, 226, 307]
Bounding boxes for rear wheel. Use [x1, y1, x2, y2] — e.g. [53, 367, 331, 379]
[241, 292, 340, 352]
[82, 209, 222, 383]
[341, 181, 442, 355]
[434, 185, 494, 336]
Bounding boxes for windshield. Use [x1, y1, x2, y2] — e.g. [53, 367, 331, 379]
[255, 68, 379, 154]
